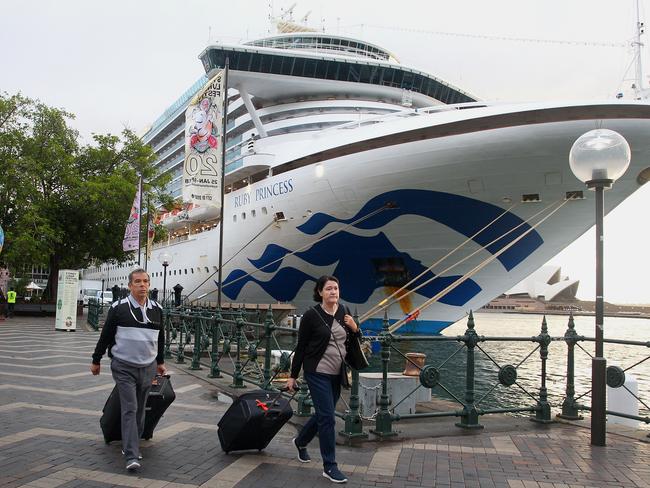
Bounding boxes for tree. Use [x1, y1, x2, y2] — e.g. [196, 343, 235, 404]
[0, 92, 171, 300]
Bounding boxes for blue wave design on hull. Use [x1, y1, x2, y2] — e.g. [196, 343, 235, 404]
[224, 231, 481, 306]
[297, 189, 542, 271]
[222, 189, 543, 323]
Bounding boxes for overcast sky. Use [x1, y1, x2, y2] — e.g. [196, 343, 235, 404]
[2, 0, 649, 304]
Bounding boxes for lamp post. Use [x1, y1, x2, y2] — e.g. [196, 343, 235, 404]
[569, 128, 631, 447]
[157, 252, 173, 306]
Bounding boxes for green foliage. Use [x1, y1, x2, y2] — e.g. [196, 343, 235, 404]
[8, 276, 30, 297]
[0, 92, 171, 299]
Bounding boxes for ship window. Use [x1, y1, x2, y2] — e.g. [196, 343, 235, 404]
[213, 266, 217, 271]
[565, 191, 584, 200]
[241, 212, 246, 220]
[205, 267, 209, 273]
[262, 207, 268, 215]
[184, 269, 187, 275]
[372, 257, 410, 287]
[293, 58, 305, 76]
[233, 214, 237, 222]
[522, 193, 541, 203]
[251, 209, 256, 217]
[191, 268, 194, 274]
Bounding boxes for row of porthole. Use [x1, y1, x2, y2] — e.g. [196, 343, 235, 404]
[150, 266, 219, 278]
[233, 206, 269, 222]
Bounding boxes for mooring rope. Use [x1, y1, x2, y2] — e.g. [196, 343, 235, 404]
[358, 202, 518, 322]
[188, 219, 278, 302]
[359, 198, 561, 323]
[388, 198, 572, 334]
[195, 203, 395, 301]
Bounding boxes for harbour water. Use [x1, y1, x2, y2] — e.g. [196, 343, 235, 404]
[365, 312, 650, 424]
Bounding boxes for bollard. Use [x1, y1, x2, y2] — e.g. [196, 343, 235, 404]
[370, 311, 397, 438]
[456, 311, 483, 429]
[532, 316, 552, 423]
[558, 314, 582, 420]
[230, 308, 246, 388]
[208, 309, 222, 378]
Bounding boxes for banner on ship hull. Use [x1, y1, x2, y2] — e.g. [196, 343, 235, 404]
[182, 70, 224, 208]
[122, 182, 141, 252]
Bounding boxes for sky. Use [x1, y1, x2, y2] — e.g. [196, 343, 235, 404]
[1, 0, 649, 304]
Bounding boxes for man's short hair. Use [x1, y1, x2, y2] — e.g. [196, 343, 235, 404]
[128, 268, 149, 284]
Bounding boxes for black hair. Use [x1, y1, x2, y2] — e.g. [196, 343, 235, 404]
[313, 275, 339, 302]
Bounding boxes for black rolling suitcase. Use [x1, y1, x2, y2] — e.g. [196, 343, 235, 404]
[100, 374, 175, 444]
[218, 389, 293, 453]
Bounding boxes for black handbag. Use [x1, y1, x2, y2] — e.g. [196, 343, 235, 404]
[345, 334, 369, 370]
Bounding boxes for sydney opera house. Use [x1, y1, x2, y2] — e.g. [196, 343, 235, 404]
[482, 266, 579, 312]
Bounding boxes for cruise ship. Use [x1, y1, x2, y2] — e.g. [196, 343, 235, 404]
[84, 24, 650, 334]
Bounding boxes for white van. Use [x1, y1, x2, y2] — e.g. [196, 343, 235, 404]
[83, 290, 112, 306]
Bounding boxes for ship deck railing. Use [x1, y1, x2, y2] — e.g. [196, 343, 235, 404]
[327, 101, 491, 132]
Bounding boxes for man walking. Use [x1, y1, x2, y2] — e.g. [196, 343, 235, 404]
[6, 288, 16, 318]
[90, 268, 166, 471]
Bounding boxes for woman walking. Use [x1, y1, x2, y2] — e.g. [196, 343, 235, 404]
[286, 275, 361, 484]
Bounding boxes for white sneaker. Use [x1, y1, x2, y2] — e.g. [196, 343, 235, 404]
[126, 459, 141, 471]
[122, 450, 143, 460]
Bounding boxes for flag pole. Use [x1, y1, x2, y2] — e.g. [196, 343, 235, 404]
[137, 176, 143, 266]
[217, 58, 229, 309]
[144, 194, 151, 272]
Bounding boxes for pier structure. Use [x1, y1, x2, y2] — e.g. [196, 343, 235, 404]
[2, 314, 650, 487]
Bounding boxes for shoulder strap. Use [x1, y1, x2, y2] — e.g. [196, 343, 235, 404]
[311, 307, 346, 363]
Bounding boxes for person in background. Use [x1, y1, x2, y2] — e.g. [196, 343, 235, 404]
[6, 288, 17, 318]
[286, 275, 361, 484]
[0, 289, 6, 318]
[90, 268, 166, 471]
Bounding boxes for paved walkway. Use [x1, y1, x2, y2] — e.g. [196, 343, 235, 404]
[0, 316, 649, 488]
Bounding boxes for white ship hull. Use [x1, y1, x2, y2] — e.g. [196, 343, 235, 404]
[86, 100, 650, 333]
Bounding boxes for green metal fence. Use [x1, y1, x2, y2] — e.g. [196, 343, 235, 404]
[137, 303, 650, 439]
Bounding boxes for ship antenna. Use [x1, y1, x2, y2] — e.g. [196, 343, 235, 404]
[633, 0, 648, 99]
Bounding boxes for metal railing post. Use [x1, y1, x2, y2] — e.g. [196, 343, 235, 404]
[533, 316, 552, 423]
[340, 308, 368, 441]
[371, 311, 397, 438]
[295, 381, 313, 417]
[559, 314, 582, 419]
[190, 309, 202, 370]
[209, 308, 222, 378]
[262, 305, 274, 389]
[230, 307, 246, 388]
[175, 308, 186, 364]
[164, 305, 172, 359]
[456, 311, 483, 429]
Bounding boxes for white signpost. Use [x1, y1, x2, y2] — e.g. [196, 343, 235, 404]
[55, 269, 79, 331]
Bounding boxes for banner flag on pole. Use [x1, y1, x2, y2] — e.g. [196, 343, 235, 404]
[182, 70, 225, 208]
[122, 183, 141, 252]
[146, 215, 155, 261]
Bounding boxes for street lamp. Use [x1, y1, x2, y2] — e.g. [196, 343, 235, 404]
[569, 128, 631, 447]
[157, 252, 173, 306]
